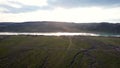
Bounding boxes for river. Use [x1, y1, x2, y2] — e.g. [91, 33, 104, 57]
[0, 32, 120, 37]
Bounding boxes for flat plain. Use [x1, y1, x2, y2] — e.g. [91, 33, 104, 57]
[0, 35, 120, 68]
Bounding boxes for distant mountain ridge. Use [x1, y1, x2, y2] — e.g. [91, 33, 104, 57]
[0, 21, 120, 34]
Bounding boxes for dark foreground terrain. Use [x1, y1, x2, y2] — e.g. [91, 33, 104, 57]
[0, 36, 120, 68]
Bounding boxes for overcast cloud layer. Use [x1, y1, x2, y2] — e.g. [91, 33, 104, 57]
[48, 0, 120, 8]
[1, 0, 120, 13]
[0, 0, 120, 23]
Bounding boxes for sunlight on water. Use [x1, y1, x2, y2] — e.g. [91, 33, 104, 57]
[0, 32, 99, 36]
[0, 32, 119, 37]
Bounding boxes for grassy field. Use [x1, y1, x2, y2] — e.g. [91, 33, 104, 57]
[0, 35, 120, 68]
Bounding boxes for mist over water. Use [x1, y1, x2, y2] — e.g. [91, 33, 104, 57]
[0, 32, 120, 37]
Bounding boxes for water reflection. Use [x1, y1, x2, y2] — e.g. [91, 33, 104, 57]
[0, 32, 119, 37]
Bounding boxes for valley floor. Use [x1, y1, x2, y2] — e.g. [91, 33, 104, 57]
[0, 36, 120, 68]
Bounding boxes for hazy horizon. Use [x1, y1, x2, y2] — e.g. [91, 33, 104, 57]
[0, 21, 120, 24]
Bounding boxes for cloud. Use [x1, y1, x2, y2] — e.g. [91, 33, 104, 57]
[47, 0, 120, 8]
[1, 0, 120, 14]
[0, 0, 51, 14]
[0, 0, 120, 23]
[0, 0, 47, 6]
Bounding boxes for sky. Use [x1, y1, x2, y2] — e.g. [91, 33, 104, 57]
[0, 0, 120, 23]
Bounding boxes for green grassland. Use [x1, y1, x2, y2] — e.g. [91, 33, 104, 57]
[0, 36, 120, 68]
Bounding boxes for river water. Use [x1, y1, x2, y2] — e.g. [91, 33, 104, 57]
[0, 32, 120, 37]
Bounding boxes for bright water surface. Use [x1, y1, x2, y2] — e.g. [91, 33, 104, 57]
[0, 32, 120, 37]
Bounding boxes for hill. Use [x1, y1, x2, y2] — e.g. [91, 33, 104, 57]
[0, 21, 120, 34]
